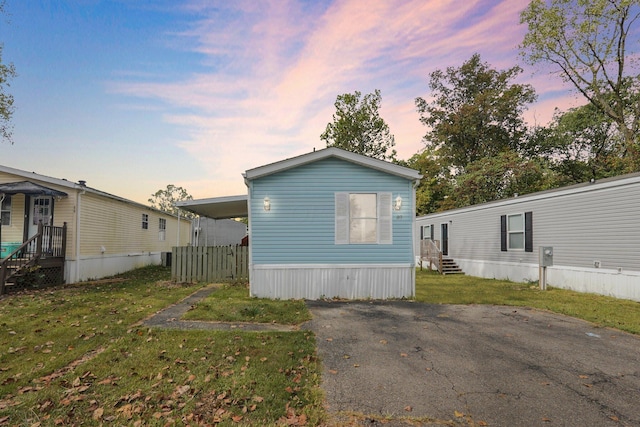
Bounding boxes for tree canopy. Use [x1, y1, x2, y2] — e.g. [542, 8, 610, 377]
[149, 185, 194, 217]
[415, 53, 536, 172]
[520, 0, 640, 169]
[321, 89, 397, 162]
[0, 1, 16, 144]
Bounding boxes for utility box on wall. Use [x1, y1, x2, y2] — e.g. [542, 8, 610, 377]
[539, 246, 553, 267]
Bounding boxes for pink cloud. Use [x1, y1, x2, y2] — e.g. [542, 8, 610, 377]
[110, 0, 585, 199]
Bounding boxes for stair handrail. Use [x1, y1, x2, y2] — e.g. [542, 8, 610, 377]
[421, 238, 443, 274]
[0, 222, 44, 294]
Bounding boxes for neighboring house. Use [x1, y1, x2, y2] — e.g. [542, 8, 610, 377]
[192, 217, 247, 246]
[416, 172, 640, 302]
[177, 147, 422, 299]
[0, 164, 191, 287]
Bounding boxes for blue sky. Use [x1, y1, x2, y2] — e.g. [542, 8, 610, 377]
[1, 0, 582, 204]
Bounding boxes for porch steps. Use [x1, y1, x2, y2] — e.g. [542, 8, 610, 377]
[441, 258, 464, 275]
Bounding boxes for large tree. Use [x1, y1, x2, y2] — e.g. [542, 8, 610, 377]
[415, 54, 536, 172]
[526, 104, 625, 184]
[321, 89, 397, 161]
[0, 0, 16, 144]
[453, 150, 556, 207]
[149, 185, 194, 217]
[520, 0, 640, 169]
[405, 148, 456, 215]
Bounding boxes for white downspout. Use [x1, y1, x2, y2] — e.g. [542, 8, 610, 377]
[176, 209, 181, 247]
[75, 187, 85, 283]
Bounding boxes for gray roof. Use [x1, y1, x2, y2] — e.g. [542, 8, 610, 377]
[0, 181, 68, 197]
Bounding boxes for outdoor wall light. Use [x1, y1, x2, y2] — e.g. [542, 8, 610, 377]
[263, 197, 271, 211]
[394, 195, 402, 211]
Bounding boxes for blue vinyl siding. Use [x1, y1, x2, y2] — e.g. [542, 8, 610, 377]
[250, 157, 415, 264]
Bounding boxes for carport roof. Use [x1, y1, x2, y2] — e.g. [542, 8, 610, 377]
[175, 195, 248, 219]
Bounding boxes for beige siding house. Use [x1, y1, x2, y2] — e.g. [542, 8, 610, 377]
[0, 164, 191, 284]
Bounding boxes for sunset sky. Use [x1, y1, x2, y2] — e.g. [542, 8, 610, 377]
[1, 0, 584, 204]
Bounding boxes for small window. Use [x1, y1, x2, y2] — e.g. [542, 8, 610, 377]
[501, 212, 533, 252]
[507, 213, 525, 250]
[421, 224, 433, 241]
[1, 195, 11, 226]
[142, 214, 149, 230]
[159, 218, 166, 241]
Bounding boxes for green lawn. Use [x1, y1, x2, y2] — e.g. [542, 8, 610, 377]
[183, 283, 312, 325]
[0, 267, 323, 426]
[415, 269, 640, 335]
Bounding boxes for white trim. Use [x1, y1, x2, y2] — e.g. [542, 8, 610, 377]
[244, 147, 422, 182]
[507, 212, 525, 251]
[252, 263, 412, 269]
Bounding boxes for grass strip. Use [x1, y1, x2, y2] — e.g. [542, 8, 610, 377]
[183, 283, 312, 325]
[415, 269, 640, 334]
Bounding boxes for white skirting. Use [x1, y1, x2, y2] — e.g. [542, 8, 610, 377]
[456, 259, 640, 302]
[65, 252, 162, 284]
[250, 264, 415, 300]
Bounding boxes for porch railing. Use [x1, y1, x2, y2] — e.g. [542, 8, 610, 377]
[420, 239, 443, 274]
[0, 222, 67, 294]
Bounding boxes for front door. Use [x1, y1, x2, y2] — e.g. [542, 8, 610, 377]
[441, 223, 449, 256]
[28, 196, 53, 238]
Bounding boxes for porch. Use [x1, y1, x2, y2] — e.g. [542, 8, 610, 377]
[0, 221, 67, 293]
[420, 239, 463, 275]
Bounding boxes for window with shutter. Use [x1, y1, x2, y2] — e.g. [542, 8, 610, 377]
[334, 192, 393, 245]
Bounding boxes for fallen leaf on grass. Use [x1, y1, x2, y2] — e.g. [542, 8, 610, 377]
[400, 353, 408, 358]
[404, 406, 412, 412]
[328, 369, 338, 375]
[454, 410, 464, 418]
[92, 407, 104, 420]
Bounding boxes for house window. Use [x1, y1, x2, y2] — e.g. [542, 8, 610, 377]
[421, 224, 434, 241]
[159, 218, 166, 241]
[1, 195, 11, 226]
[501, 212, 533, 252]
[335, 192, 392, 245]
[142, 214, 149, 230]
[508, 214, 525, 250]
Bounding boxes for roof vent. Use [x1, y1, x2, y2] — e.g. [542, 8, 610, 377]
[78, 180, 87, 186]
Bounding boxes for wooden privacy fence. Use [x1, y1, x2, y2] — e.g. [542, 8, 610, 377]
[171, 245, 249, 283]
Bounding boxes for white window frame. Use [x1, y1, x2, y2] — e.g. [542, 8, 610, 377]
[158, 218, 166, 241]
[507, 213, 525, 250]
[421, 224, 432, 241]
[142, 213, 149, 230]
[335, 192, 392, 245]
[1, 195, 11, 226]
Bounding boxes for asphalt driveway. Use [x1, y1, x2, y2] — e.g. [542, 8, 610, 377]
[304, 300, 640, 427]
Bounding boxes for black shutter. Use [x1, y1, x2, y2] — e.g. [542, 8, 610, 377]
[500, 215, 507, 252]
[420, 226, 424, 240]
[430, 224, 434, 240]
[524, 211, 533, 252]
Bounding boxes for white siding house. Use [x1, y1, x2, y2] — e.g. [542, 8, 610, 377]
[191, 217, 247, 246]
[416, 172, 640, 302]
